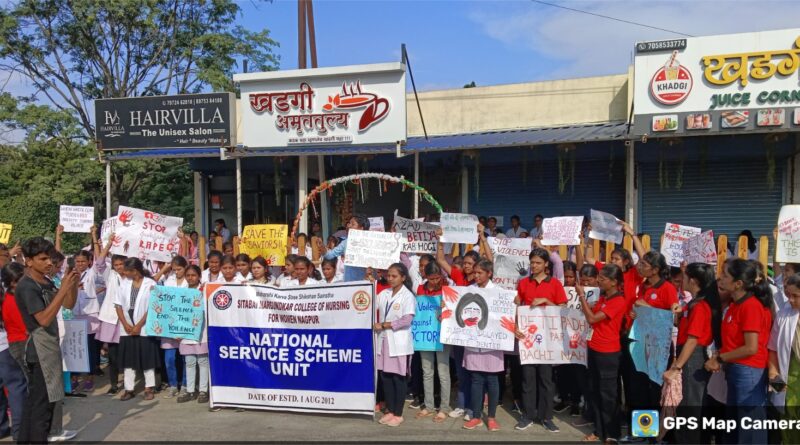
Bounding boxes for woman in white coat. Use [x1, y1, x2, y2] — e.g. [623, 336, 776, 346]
[768, 273, 800, 444]
[96, 254, 127, 394]
[115, 258, 159, 401]
[374, 262, 416, 427]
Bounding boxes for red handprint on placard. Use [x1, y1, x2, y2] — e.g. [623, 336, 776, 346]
[442, 286, 459, 304]
[500, 316, 516, 333]
[118, 210, 134, 227]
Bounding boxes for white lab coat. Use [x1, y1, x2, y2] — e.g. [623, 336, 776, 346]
[376, 286, 415, 357]
[98, 270, 126, 324]
[768, 301, 800, 409]
[115, 277, 157, 337]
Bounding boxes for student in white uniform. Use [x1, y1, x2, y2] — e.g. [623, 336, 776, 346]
[201, 251, 223, 284]
[235, 254, 254, 282]
[321, 258, 342, 284]
[154, 255, 189, 397]
[218, 255, 245, 284]
[248, 257, 274, 285]
[290, 257, 320, 287]
[274, 254, 298, 287]
[96, 254, 127, 395]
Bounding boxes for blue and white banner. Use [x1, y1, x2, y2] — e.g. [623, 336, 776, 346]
[207, 282, 375, 415]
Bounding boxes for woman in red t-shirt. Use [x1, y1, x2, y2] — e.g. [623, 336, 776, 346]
[1, 262, 29, 371]
[662, 263, 721, 444]
[706, 258, 772, 445]
[577, 264, 626, 443]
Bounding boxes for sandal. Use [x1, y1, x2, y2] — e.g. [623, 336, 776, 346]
[433, 412, 447, 423]
[582, 433, 600, 442]
[120, 391, 134, 401]
[415, 409, 434, 419]
[143, 388, 155, 401]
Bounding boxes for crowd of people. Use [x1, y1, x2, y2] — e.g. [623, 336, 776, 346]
[0, 212, 794, 444]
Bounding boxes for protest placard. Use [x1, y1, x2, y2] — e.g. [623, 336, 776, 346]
[440, 286, 516, 351]
[488, 236, 531, 289]
[778, 205, 800, 262]
[564, 286, 601, 310]
[368, 217, 385, 232]
[61, 319, 90, 373]
[59, 205, 94, 233]
[661, 223, 702, 267]
[145, 286, 204, 341]
[392, 216, 438, 254]
[207, 282, 375, 415]
[683, 230, 718, 264]
[541, 216, 583, 246]
[517, 306, 589, 366]
[439, 213, 479, 244]
[343, 229, 402, 269]
[239, 224, 288, 266]
[589, 209, 623, 244]
[412, 295, 443, 351]
[629, 306, 674, 385]
[100, 217, 118, 246]
[0, 223, 11, 244]
[110, 206, 183, 262]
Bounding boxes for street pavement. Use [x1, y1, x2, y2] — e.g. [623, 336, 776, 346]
[52, 373, 603, 442]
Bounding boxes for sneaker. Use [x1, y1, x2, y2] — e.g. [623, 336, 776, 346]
[405, 393, 415, 402]
[570, 405, 581, 417]
[463, 418, 483, 430]
[553, 401, 570, 413]
[209, 406, 222, 412]
[515, 418, 534, 431]
[177, 392, 197, 403]
[512, 400, 523, 415]
[197, 392, 209, 404]
[464, 413, 472, 422]
[408, 400, 423, 410]
[48, 430, 77, 442]
[106, 386, 119, 396]
[449, 408, 465, 418]
[487, 418, 500, 432]
[572, 416, 593, 427]
[163, 387, 179, 399]
[542, 419, 560, 433]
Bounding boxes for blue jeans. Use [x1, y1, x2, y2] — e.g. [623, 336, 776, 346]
[0, 348, 27, 439]
[163, 349, 186, 388]
[725, 363, 767, 444]
[453, 346, 472, 416]
[471, 371, 499, 418]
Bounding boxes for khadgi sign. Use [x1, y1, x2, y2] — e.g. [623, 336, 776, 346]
[633, 28, 800, 137]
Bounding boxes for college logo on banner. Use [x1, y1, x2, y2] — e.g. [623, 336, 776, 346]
[212, 290, 233, 311]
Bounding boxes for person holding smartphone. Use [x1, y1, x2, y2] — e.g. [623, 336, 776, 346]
[768, 273, 800, 444]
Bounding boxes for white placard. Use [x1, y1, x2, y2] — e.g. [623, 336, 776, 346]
[589, 209, 623, 244]
[368, 217, 385, 232]
[59, 205, 94, 233]
[392, 215, 438, 254]
[343, 229, 402, 270]
[439, 213, 479, 244]
[778, 205, 800, 263]
[564, 286, 601, 310]
[541, 216, 584, 246]
[488, 237, 532, 290]
[661, 223, 702, 267]
[61, 319, 90, 373]
[440, 286, 516, 352]
[100, 217, 118, 247]
[518, 306, 589, 366]
[683, 230, 718, 264]
[235, 62, 407, 148]
[110, 206, 183, 262]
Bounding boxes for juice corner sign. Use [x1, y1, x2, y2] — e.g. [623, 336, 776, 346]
[650, 51, 693, 106]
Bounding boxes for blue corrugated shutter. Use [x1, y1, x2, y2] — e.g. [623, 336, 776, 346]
[639, 161, 784, 248]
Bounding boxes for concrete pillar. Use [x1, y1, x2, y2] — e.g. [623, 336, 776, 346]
[625, 141, 638, 229]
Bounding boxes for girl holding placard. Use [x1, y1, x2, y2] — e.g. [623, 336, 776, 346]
[178, 265, 210, 404]
[373, 263, 416, 427]
[154, 256, 189, 398]
[96, 254, 127, 395]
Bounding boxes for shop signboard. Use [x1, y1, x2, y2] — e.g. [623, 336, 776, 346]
[633, 28, 800, 137]
[95, 93, 236, 150]
[234, 62, 406, 148]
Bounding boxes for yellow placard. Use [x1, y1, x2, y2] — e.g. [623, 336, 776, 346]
[0, 223, 11, 244]
[238, 224, 288, 266]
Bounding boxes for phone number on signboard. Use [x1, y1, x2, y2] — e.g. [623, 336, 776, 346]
[636, 39, 687, 53]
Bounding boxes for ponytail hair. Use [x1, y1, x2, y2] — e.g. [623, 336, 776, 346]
[724, 258, 773, 309]
[642, 251, 669, 281]
[685, 263, 723, 348]
[388, 262, 413, 293]
[611, 247, 634, 271]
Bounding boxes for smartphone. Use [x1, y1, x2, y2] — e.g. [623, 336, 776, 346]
[770, 377, 787, 392]
[66, 257, 75, 274]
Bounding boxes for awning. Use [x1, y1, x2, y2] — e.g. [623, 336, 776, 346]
[104, 121, 628, 160]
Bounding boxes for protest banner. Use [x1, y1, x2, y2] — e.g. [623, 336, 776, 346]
[61, 319, 90, 373]
[589, 209, 623, 244]
[239, 224, 288, 266]
[541, 216, 583, 246]
[778, 205, 800, 262]
[412, 295, 443, 351]
[207, 282, 375, 415]
[59, 205, 94, 233]
[368, 217, 385, 232]
[439, 213, 479, 244]
[343, 229, 402, 269]
[661, 223, 702, 267]
[0, 223, 11, 244]
[392, 215, 438, 254]
[564, 286, 601, 310]
[100, 217, 118, 246]
[517, 306, 589, 366]
[110, 206, 183, 262]
[683, 230, 718, 264]
[440, 286, 516, 351]
[629, 306, 674, 385]
[145, 286, 204, 341]
[488, 236, 532, 289]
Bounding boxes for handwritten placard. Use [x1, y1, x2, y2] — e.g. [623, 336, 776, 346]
[683, 230, 718, 265]
[661, 223, 702, 267]
[541, 216, 583, 246]
[440, 286, 516, 351]
[778, 205, 800, 263]
[589, 209, 623, 244]
[100, 217, 118, 247]
[629, 306, 674, 385]
[239, 224, 288, 266]
[0, 223, 11, 244]
[412, 295, 443, 351]
[368, 217, 385, 232]
[343, 229, 402, 270]
[61, 319, 90, 373]
[517, 306, 589, 366]
[439, 213, 479, 244]
[489, 237, 532, 290]
[392, 215, 438, 254]
[565, 286, 601, 310]
[145, 286, 204, 341]
[110, 206, 183, 262]
[59, 205, 94, 233]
